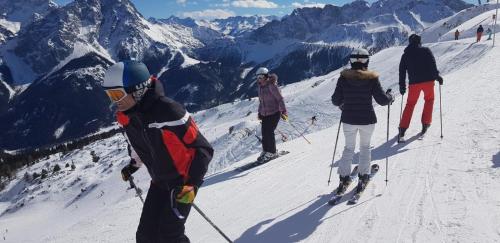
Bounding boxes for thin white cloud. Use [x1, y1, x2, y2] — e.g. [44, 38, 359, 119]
[181, 9, 236, 20]
[177, 0, 187, 4]
[231, 0, 279, 8]
[291, 2, 326, 8]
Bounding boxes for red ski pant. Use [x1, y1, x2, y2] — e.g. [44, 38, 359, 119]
[399, 81, 435, 129]
[477, 32, 483, 42]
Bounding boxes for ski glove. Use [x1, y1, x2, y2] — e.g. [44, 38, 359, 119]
[121, 159, 139, 181]
[280, 112, 289, 121]
[339, 103, 344, 111]
[399, 85, 406, 95]
[175, 185, 196, 204]
[436, 76, 444, 85]
[258, 113, 263, 120]
[386, 89, 395, 104]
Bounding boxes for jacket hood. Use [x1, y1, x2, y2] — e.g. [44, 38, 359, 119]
[340, 69, 379, 80]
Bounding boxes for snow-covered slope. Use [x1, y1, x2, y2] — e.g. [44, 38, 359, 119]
[421, 3, 500, 43]
[0, 20, 18, 43]
[1, 28, 500, 242]
[0, 0, 476, 150]
[0, 0, 57, 27]
[206, 15, 278, 37]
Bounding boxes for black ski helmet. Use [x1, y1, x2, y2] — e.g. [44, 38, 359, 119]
[409, 34, 421, 45]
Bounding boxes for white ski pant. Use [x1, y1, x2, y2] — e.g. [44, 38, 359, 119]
[337, 123, 375, 177]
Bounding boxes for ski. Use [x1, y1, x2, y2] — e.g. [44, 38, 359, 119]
[328, 165, 359, 206]
[234, 151, 290, 172]
[347, 164, 380, 205]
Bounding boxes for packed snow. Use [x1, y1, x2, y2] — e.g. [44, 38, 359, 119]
[421, 3, 500, 43]
[1, 13, 500, 243]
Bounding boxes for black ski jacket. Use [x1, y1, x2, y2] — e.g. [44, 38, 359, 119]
[399, 44, 440, 88]
[118, 83, 213, 189]
[332, 69, 392, 125]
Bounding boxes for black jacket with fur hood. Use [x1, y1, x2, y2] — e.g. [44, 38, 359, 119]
[331, 69, 392, 125]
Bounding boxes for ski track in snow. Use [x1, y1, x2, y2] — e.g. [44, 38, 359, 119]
[2, 19, 500, 243]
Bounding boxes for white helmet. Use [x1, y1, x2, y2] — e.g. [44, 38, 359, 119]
[256, 67, 269, 76]
[349, 48, 370, 65]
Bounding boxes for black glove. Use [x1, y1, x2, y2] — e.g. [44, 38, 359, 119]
[339, 103, 344, 111]
[436, 76, 443, 85]
[399, 85, 406, 95]
[386, 89, 395, 104]
[258, 113, 263, 120]
[121, 160, 139, 181]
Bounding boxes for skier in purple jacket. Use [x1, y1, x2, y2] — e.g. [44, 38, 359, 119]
[256, 67, 288, 162]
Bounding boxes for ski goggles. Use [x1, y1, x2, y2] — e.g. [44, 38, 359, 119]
[104, 88, 128, 103]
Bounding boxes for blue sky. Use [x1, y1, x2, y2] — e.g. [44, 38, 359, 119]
[54, 0, 479, 20]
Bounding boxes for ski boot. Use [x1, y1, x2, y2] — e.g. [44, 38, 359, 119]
[334, 175, 352, 195]
[257, 151, 266, 162]
[421, 124, 431, 135]
[355, 174, 371, 193]
[261, 152, 279, 162]
[398, 127, 407, 143]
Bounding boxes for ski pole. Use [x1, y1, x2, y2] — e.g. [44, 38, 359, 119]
[385, 102, 390, 186]
[128, 175, 144, 204]
[276, 128, 288, 142]
[327, 121, 342, 186]
[192, 203, 233, 243]
[299, 116, 317, 136]
[245, 128, 262, 143]
[399, 93, 404, 122]
[439, 84, 444, 139]
[285, 118, 312, 144]
[127, 179, 233, 243]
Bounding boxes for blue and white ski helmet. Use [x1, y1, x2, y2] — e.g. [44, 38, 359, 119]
[102, 60, 151, 94]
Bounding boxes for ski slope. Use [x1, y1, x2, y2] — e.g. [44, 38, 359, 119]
[1, 34, 500, 243]
[421, 3, 500, 43]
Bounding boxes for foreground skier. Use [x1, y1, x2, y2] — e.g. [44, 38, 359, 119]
[102, 61, 213, 243]
[330, 48, 393, 204]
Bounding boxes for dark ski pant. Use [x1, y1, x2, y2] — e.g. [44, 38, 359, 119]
[136, 183, 191, 243]
[261, 112, 281, 153]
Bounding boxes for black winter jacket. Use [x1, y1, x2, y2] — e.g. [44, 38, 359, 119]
[332, 69, 392, 125]
[399, 44, 440, 88]
[477, 26, 484, 33]
[118, 86, 213, 189]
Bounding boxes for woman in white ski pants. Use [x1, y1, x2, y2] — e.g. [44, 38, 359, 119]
[338, 124, 375, 176]
[331, 48, 393, 181]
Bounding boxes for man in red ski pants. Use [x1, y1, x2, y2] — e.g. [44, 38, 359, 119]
[398, 34, 443, 142]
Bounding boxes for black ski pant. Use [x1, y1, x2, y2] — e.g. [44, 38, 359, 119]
[261, 112, 281, 153]
[136, 182, 191, 243]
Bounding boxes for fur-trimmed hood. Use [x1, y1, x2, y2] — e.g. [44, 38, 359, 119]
[340, 69, 379, 80]
[258, 73, 279, 86]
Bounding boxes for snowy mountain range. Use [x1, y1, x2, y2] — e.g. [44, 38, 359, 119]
[0, 0, 475, 150]
[0, 12, 499, 241]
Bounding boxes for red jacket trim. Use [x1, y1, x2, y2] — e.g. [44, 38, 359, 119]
[116, 112, 130, 126]
[161, 129, 195, 182]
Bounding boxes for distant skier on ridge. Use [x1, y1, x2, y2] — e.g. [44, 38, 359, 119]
[101, 61, 213, 243]
[477, 25, 484, 42]
[331, 48, 393, 197]
[398, 34, 443, 142]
